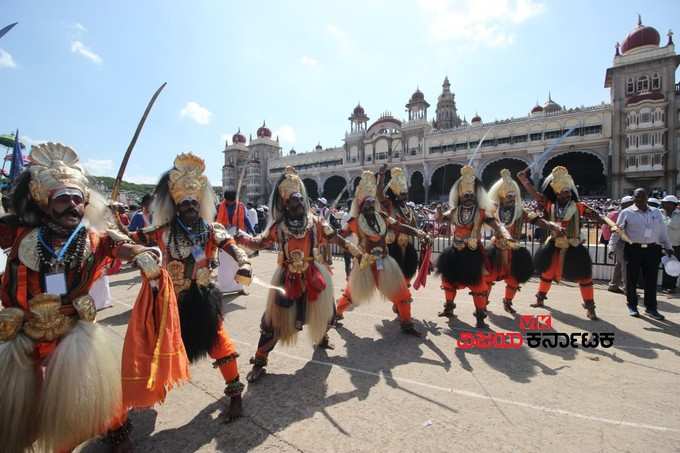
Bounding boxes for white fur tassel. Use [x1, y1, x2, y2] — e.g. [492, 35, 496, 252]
[305, 265, 335, 345]
[265, 268, 299, 346]
[38, 322, 123, 452]
[0, 334, 40, 453]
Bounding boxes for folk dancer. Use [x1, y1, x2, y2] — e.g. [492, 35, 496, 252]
[336, 170, 430, 336]
[517, 166, 601, 320]
[236, 167, 362, 382]
[435, 165, 508, 328]
[131, 153, 253, 421]
[0, 143, 162, 452]
[376, 166, 421, 287]
[484, 169, 541, 314]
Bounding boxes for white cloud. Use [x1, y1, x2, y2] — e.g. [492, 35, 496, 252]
[274, 125, 296, 146]
[71, 40, 103, 64]
[300, 55, 320, 68]
[180, 101, 212, 125]
[74, 22, 87, 33]
[417, 0, 544, 48]
[0, 49, 16, 69]
[326, 24, 352, 55]
[82, 158, 115, 176]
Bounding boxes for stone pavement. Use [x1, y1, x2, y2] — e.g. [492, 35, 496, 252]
[80, 252, 680, 453]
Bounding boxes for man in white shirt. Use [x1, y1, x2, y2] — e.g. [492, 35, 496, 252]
[246, 202, 259, 233]
[661, 195, 680, 294]
[611, 188, 673, 319]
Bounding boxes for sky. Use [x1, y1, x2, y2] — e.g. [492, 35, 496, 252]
[1, 0, 679, 185]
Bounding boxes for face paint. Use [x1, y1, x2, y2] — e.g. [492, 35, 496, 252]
[178, 198, 200, 224]
[48, 192, 85, 229]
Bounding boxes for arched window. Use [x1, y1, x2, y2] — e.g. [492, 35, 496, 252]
[652, 73, 661, 90]
[626, 78, 634, 94]
[637, 75, 649, 92]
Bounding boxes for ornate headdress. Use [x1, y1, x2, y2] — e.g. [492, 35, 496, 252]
[351, 170, 377, 217]
[28, 143, 90, 208]
[542, 165, 578, 200]
[169, 153, 209, 203]
[449, 165, 491, 211]
[151, 153, 216, 226]
[10, 142, 113, 229]
[278, 166, 304, 202]
[263, 166, 311, 233]
[488, 169, 523, 222]
[489, 169, 520, 200]
[457, 165, 476, 196]
[386, 167, 407, 195]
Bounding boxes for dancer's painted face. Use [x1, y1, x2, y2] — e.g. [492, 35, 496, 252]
[461, 192, 476, 207]
[48, 190, 85, 229]
[286, 193, 305, 219]
[556, 189, 572, 205]
[178, 198, 200, 224]
[502, 191, 516, 206]
[361, 198, 377, 217]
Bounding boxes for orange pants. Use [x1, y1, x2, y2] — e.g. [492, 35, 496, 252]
[337, 275, 413, 323]
[441, 278, 488, 310]
[538, 251, 594, 302]
[209, 322, 240, 382]
[484, 266, 521, 303]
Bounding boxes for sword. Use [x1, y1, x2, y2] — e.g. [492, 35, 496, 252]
[329, 181, 350, 211]
[234, 161, 248, 204]
[528, 127, 576, 184]
[467, 126, 495, 167]
[582, 202, 632, 244]
[251, 275, 285, 294]
[111, 82, 167, 202]
[0, 22, 17, 41]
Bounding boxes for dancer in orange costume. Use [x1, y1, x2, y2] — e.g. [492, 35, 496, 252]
[435, 165, 508, 328]
[484, 169, 549, 314]
[376, 165, 421, 287]
[517, 165, 603, 320]
[236, 167, 361, 382]
[131, 153, 253, 421]
[0, 143, 162, 452]
[336, 170, 430, 336]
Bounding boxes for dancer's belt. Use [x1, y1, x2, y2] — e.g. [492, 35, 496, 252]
[167, 260, 214, 293]
[0, 294, 96, 342]
[492, 237, 520, 250]
[552, 236, 581, 249]
[360, 247, 387, 270]
[452, 238, 479, 251]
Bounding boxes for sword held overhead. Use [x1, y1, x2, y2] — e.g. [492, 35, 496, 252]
[111, 82, 167, 203]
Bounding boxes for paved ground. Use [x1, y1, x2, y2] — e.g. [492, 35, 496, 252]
[81, 252, 680, 453]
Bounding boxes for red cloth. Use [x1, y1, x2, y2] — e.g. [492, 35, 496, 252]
[413, 246, 432, 290]
[283, 264, 327, 302]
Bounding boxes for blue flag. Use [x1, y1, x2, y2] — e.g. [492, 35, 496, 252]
[9, 129, 24, 180]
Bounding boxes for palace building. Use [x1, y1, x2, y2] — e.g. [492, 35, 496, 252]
[222, 18, 680, 204]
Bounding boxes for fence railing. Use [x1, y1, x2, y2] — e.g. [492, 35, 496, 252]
[328, 220, 616, 267]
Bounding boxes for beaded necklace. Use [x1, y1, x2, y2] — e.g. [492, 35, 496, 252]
[36, 222, 87, 273]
